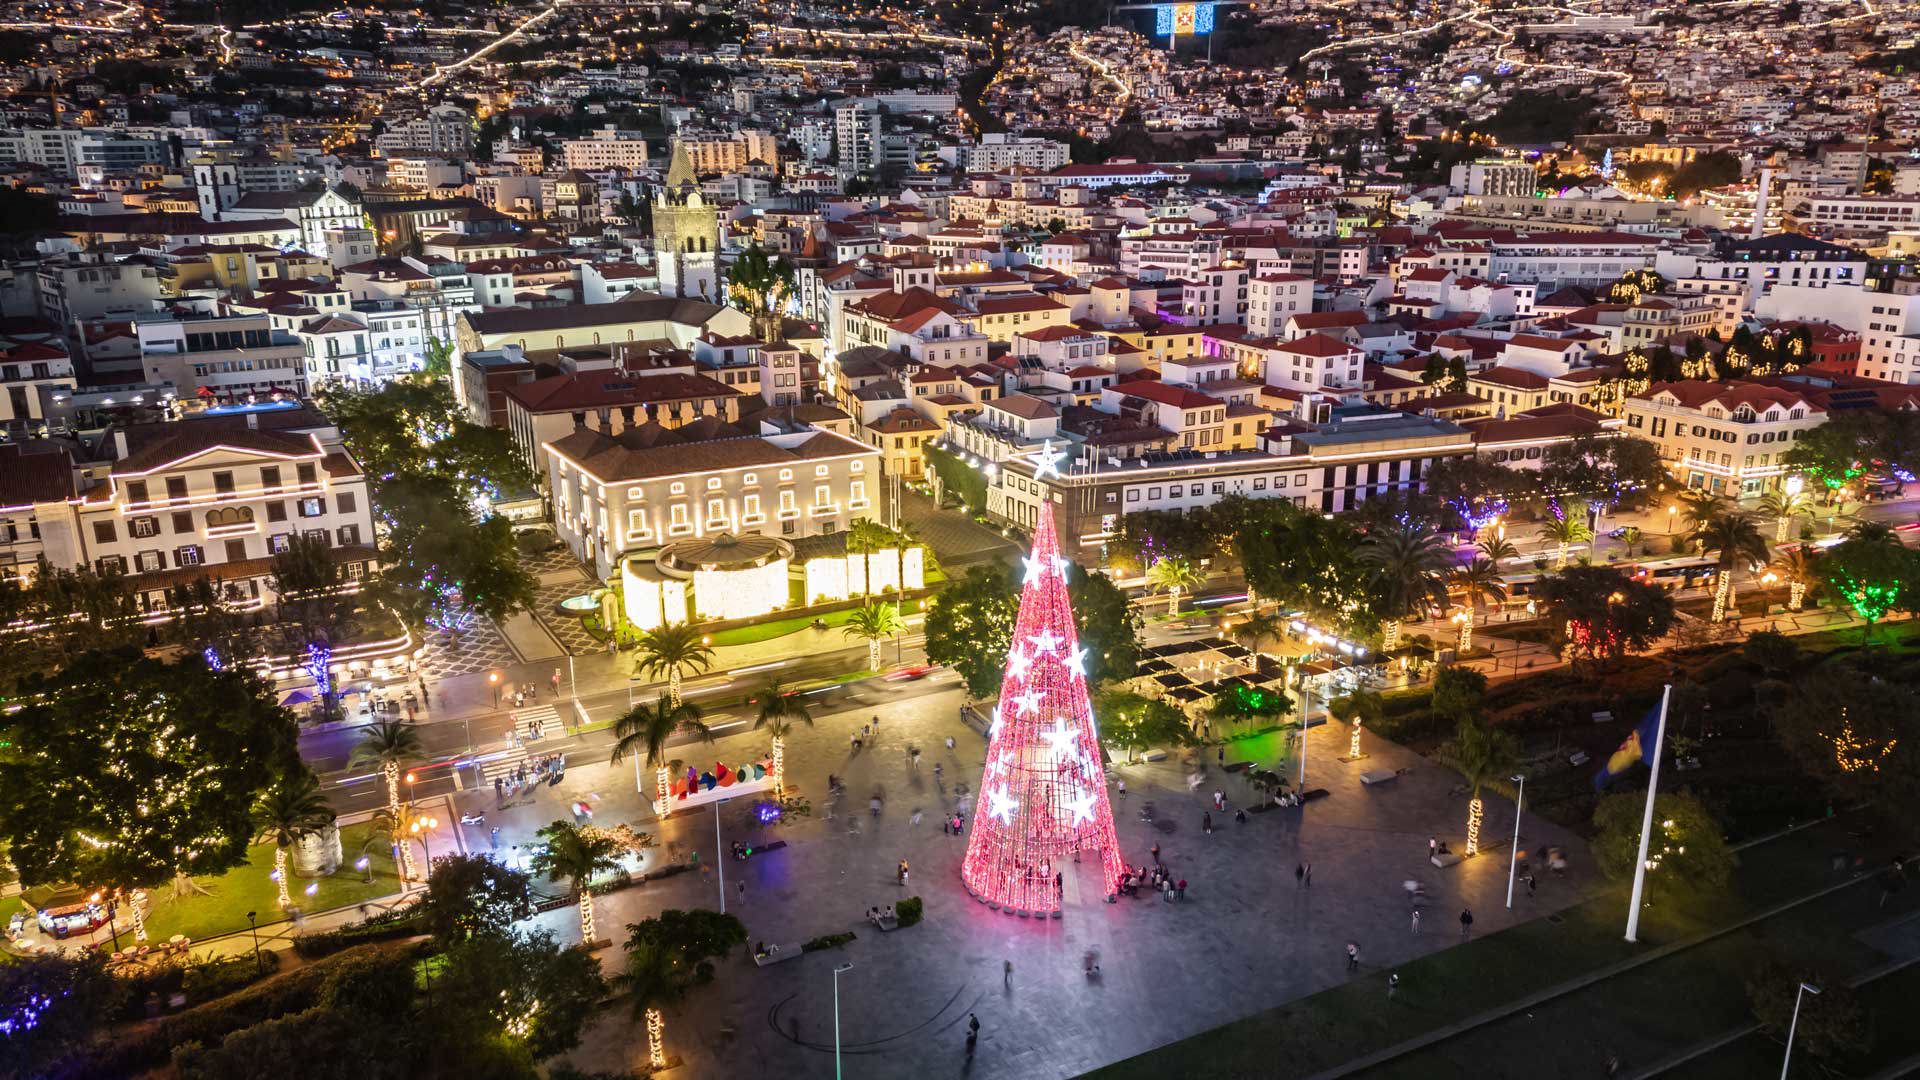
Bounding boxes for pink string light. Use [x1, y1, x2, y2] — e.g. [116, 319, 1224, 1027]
[960, 510, 1125, 916]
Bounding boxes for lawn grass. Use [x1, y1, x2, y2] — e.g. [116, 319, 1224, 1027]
[707, 606, 863, 648]
[1683, 958, 1920, 1079]
[1087, 812, 1900, 1080]
[131, 822, 404, 943]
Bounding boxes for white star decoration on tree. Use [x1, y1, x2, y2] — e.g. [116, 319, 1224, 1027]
[987, 786, 1019, 824]
[1040, 722, 1079, 759]
[1005, 647, 1033, 680]
[1028, 627, 1062, 655]
[1068, 647, 1090, 677]
[1009, 688, 1042, 717]
[1065, 787, 1098, 825]
[987, 707, 1004, 738]
[1025, 553, 1072, 584]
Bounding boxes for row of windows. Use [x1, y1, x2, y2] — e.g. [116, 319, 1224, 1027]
[124, 463, 325, 506]
[100, 494, 342, 544]
[97, 526, 359, 575]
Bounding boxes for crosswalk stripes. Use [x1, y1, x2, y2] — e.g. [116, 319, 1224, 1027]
[512, 704, 561, 742]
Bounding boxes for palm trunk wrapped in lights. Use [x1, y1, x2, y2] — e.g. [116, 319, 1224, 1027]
[1465, 792, 1484, 856]
[1790, 580, 1806, 611]
[1381, 619, 1401, 652]
[646, 1007, 667, 1070]
[399, 837, 417, 882]
[1776, 515, 1790, 544]
[274, 847, 291, 908]
[578, 890, 596, 943]
[667, 670, 682, 709]
[1555, 542, 1570, 570]
[1167, 586, 1183, 615]
[655, 766, 671, 818]
[1458, 611, 1474, 654]
[131, 892, 148, 942]
[1711, 573, 1734, 623]
[1349, 719, 1363, 758]
[382, 761, 401, 817]
[771, 735, 786, 795]
[868, 638, 882, 672]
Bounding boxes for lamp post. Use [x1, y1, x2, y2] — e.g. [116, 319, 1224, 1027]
[1298, 682, 1310, 788]
[1505, 773, 1526, 909]
[245, 910, 262, 975]
[715, 800, 726, 914]
[833, 961, 855, 1080]
[409, 815, 439, 879]
[1781, 981, 1822, 1079]
[489, 670, 501, 707]
[1667, 504, 1677, 537]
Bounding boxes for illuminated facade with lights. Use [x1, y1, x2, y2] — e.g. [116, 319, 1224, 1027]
[0, 407, 376, 610]
[961, 509, 1125, 916]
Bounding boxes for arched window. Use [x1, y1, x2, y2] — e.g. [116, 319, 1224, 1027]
[206, 506, 254, 528]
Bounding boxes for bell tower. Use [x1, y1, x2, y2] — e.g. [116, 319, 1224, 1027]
[653, 141, 719, 300]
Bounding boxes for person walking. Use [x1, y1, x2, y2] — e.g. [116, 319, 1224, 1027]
[551, 667, 561, 694]
[1526, 874, 1537, 899]
[1345, 942, 1360, 971]
[1003, 959, 1013, 986]
[967, 1014, 980, 1057]
[1304, 862, 1312, 886]
[870, 795, 881, 817]
[1411, 908, 1421, 935]
[1217, 747, 1225, 767]
[1388, 973, 1400, 1000]
[1212, 790, 1224, 811]
[1428, 836, 1437, 858]
[1295, 863, 1305, 889]
[1202, 811, 1214, 835]
[1459, 908, 1474, 940]
[1176, 878, 1186, 901]
[1150, 843, 1161, 866]
[1116, 778, 1127, 799]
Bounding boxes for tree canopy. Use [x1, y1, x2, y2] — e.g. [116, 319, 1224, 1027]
[0, 649, 299, 894]
[923, 561, 1142, 698]
[1537, 566, 1677, 673]
[1591, 791, 1733, 900]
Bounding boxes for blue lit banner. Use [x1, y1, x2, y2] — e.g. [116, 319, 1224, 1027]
[1154, 2, 1215, 36]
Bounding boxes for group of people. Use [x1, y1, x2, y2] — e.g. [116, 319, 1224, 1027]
[866, 904, 897, 927]
[1115, 863, 1184, 901]
[493, 753, 565, 801]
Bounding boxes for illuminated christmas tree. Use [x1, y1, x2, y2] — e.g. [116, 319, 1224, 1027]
[961, 510, 1125, 917]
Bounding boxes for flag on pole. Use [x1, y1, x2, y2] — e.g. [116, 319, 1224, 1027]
[1593, 704, 1664, 791]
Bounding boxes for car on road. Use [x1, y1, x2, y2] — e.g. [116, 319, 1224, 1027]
[885, 664, 937, 681]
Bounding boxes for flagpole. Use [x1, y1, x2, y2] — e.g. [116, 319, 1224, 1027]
[1624, 682, 1673, 944]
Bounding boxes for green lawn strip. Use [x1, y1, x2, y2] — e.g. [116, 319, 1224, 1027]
[132, 822, 404, 944]
[1679, 957, 1920, 1079]
[707, 606, 863, 647]
[1086, 814, 1889, 1080]
[1362, 877, 1920, 1079]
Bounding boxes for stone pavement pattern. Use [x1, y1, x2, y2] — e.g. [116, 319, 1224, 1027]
[524, 683, 1594, 1079]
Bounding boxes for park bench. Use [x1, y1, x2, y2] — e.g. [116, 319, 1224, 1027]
[1359, 769, 1397, 786]
[753, 943, 803, 967]
[1430, 852, 1464, 869]
[1592, 710, 1615, 725]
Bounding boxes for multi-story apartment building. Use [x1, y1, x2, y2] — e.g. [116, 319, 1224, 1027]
[560, 135, 653, 173]
[1787, 195, 1920, 240]
[544, 422, 883, 581]
[1245, 274, 1314, 338]
[1622, 381, 1826, 495]
[956, 134, 1072, 172]
[373, 104, 473, 156]
[1180, 265, 1249, 325]
[1619, 294, 1721, 350]
[504, 365, 745, 474]
[37, 254, 167, 326]
[0, 331, 77, 437]
[0, 408, 376, 612]
[1449, 158, 1538, 198]
[137, 309, 307, 400]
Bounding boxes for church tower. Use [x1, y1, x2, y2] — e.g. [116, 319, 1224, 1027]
[653, 141, 719, 300]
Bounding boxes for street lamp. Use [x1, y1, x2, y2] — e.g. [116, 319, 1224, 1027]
[1781, 981, 1822, 1079]
[1505, 773, 1526, 909]
[409, 815, 440, 878]
[355, 856, 371, 884]
[833, 961, 855, 1080]
[489, 670, 501, 707]
[245, 910, 262, 975]
[1666, 505, 1678, 535]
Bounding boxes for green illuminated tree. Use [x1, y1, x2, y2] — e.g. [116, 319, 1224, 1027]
[924, 562, 1142, 699]
[1093, 689, 1195, 762]
[1538, 565, 1677, 675]
[1206, 682, 1294, 733]
[842, 601, 905, 672]
[1591, 791, 1733, 900]
[1537, 514, 1592, 571]
[0, 649, 299, 933]
[1819, 523, 1917, 640]
[530, 819, 624, 945]
[1145, 555, 1204, 615]
[1358, 523, 1453, 651]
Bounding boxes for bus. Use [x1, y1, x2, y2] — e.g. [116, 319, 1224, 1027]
[1630, 555, 1720, 592]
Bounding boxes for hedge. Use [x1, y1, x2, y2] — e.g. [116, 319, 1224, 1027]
[290, 907, 427, 959]
[894, 897, 923, 928]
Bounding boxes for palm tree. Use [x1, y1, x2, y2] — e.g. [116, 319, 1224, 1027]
[622, 934, 678, 1071]
[1450, 556, 1508, 654]
[632, 623, 715, 708]
[841, 601, 905, 672]
[1771, 545, 1821, 612]
[1328, 688, 1383, 758]
[1357, 525, 1453, 652]
[1537, 515, 1592, 571]
[1231, 612, 1285, 657]
[1758, 488, 1809, 544]
[1452, 713, 1520, 857]
[1696, 510, 1769, 623]
[1678, 489, 1730, 540]
[530, 819, 623, 945]
[368, 802, 435, 882]
[611, 694, 711, 818]
[1476, 535, 1519, 569]
[253, 770, 334, 910]
[748, 678, 812, 793]
[348, 718, 422, 820]
[1145, 556, 1205, 615]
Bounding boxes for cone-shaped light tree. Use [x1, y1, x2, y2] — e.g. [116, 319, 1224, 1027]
[961, 511, 1126, 915]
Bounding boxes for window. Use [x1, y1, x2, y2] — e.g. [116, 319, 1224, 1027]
[213, 471, 235, 494]
[296, 462, 317, 485]
[169, 510, 191, 533]
[175, 545, 202, 566]
[126, 480, 149, 503]
[670, 482, 686, 495]
[266, 501, 286, 522]
[1127, 489, 1140, 502]
[93, 521, 116, 543]
[779, 490, 797, 515]
[336, 491, 357, 514]
[706, 477, 722, 490]
[850, 480, 867, 506]
[670, 504, 690, 530]
[224, 539, 248, 562]
[743, 472, 758, 486]
[1190, 484, 1203, 496]
[337, 524, 361, 546]
[130, 516, 159, 538]
[298, 497, 326, 517]
[706, 497, 726, 524]
[135, 550, 164, 573]
[268, 533, 290, 554]
[742, 494, 762, 521]
[166, 476, 188, 500]
[260, 466, 280, 488]
[815, 485, 832, 507]
[779, 469, 793, 481]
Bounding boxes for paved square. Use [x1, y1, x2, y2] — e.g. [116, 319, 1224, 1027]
[473, 680, 1595, 1080]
